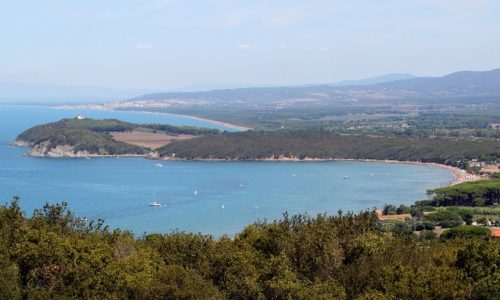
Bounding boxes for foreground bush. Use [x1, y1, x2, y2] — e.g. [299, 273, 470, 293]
[441, 225, 491, 240]
[0, 198, 499, 299]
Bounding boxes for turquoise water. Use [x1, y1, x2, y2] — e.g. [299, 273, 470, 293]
[0, 105, 453, 236]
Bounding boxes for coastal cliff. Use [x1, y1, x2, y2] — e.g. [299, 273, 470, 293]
[17, 140, 113, 158]
[13, 117, 218, 158]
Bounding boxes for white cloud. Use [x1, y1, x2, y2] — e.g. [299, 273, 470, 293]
[319, 47, 330, 53]
[238, 44, 255, 50]
[136, 43, 156, 50]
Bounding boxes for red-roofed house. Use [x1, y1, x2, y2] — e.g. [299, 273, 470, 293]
[491, 228, 500, 240]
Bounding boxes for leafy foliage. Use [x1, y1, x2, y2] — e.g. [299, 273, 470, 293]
[142, 123, 219, 136]
[441, 225, 491, 240]
[15, 118, 220, 155]
[1, 198, 499, 299]
[427, 177, 500, 206]
[158, 130, 500, 166]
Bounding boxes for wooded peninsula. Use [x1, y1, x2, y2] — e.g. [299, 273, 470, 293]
[14, 118, 500, 173]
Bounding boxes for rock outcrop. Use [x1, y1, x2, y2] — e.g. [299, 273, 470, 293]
[25, 141, 96, 157]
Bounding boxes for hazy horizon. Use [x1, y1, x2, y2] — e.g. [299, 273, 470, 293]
[1, 1, 500, 91]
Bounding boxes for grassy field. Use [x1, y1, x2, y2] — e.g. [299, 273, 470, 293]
[111, 131, 196, 149]
[15, 118, 219, 155]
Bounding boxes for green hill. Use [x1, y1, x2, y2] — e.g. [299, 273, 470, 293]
[158, 130, 500, 167]
[15, 118, 220, 157]
[428, 175, 500, 206]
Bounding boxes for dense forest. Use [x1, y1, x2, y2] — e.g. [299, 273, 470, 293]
[14, 118, 220, 156]
[15, 118, 500, 167]
[121, 105, 500, 138]
[17, 118, 220, 142]
[158, 130, 500, 167]
[427, 175, 500, 207]
[0, 198, 499, 299]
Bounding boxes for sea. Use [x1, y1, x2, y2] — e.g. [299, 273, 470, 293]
[0, 105, 453, 237]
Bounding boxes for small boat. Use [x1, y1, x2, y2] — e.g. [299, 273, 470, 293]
[149, 192, 162, 207]
[221, 204, 225, 209]
[80, 217, 89, 221]
[85, 157, 91, 160]
[193, 190, 198, 196]
[343, 176, 349, 179]
[155, 163, 163, 167]
[239, 184, 244, 187]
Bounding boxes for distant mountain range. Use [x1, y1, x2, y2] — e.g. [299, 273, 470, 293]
[173, 73, 416, 91]
[375, 69, 500, 93]
[3, 68, 500, 106]
[129, 68, 500, 107]
[330, 73, 415, 87]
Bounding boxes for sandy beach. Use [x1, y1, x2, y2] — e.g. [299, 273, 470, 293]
[54, 105, 252, 131]
[352, 160, 481, 186]
[161, 154, 481, 187]
[114, 109, 253, 131]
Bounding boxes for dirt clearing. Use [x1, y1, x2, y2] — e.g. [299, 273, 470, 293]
[111, 131, 196, 149]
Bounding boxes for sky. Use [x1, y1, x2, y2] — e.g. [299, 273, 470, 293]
[1, 0, 500, 90]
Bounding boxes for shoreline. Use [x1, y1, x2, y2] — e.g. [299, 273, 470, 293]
[150, 111, 252, 132]
[159, 156, 479, 186]
[13, 138, 478, 187]
[15, 146, 479, 186]
[53, 105, 252, 132]
[337, 159, 481, 186]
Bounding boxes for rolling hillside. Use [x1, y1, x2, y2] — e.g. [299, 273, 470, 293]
[128, 69, 500, 107]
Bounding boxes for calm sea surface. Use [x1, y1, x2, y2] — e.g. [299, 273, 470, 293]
[0, 105, 453, 236]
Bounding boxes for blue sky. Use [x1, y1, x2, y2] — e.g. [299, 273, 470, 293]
[1, 0, 499, 90]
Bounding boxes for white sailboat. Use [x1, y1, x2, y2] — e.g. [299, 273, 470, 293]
[149, 192, 162, 207]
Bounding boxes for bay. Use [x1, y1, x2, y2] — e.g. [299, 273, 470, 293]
[0, 105, 453, 236]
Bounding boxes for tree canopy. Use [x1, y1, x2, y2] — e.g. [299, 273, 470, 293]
[1, 198, 499, 299]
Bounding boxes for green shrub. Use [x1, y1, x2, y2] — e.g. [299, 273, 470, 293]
[419, 206, 436, 212]
[415, 200, 433, 207]
[396, 205, 411, 214]
[428, 177, 500, 207]
[391, 222, 415, 235]
[440, 220, 463, 228]
[410, 208, 424, 219]
[425, 210, 462, 225]
[415, 221, 436, 231]
[474, 197, 486, 206]
[419, 230, 437, 241]
[441, 225, 491, 240]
